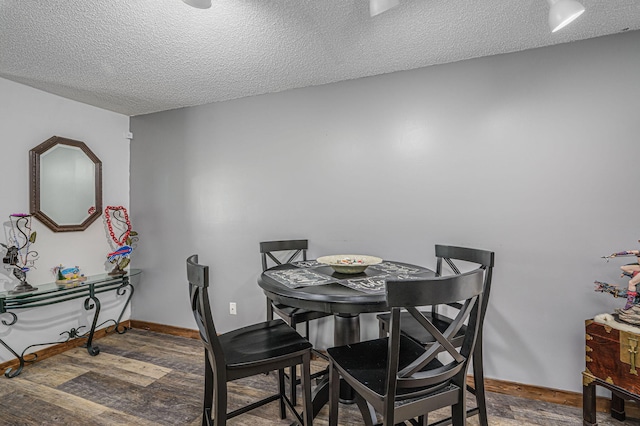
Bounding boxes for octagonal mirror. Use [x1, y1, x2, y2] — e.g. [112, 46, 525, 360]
[30, 136, 102, 232]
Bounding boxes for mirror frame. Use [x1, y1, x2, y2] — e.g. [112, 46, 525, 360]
[30, 136, 103, 232]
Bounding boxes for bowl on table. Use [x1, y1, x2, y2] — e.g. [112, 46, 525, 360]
[316, 255, 383, 274]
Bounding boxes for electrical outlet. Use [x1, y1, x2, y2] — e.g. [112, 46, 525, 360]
[229, 302, 237, 315]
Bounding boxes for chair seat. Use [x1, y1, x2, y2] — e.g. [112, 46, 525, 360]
[272, 303, 331, 324]
[378, 311, 467, 346]
[221, 319, 312, 368]
[327, 335, 446, 398]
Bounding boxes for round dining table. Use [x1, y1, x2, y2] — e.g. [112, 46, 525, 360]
[258, 259, 435, 422]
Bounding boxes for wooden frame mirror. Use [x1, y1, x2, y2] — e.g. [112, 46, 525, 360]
[30, 136, 102, 232]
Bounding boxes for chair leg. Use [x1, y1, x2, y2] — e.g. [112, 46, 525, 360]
[329, 362, 340, 426]
[378, 318, 387, 338]
[278, 369, 287, 419]
[289, 320, 303, 406]
[354, 393, 376, 426]
[213, 382, 227, 426]
[301, 352, 313, 426]
[266, 298, 274, 321]
[472, 336, 488, 426]
[451, 386, 466, 426]
[203, 352, 213, 426]
[290, 365, 298, 406]
[382, 399, 395, 426]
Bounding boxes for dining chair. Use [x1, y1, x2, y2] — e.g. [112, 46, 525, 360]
[260, 239, 331, 404]
[376, 245, 495, 426]
[187, 254, 313, 426]
[328, 269, 485, 426]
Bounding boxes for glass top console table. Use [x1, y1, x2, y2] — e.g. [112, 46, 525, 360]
[0, 269, 141, 378]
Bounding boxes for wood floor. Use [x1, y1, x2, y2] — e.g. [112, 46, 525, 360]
[0, 329, 638, 426]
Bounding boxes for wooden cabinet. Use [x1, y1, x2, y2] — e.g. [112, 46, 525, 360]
[583, 318, 640, 426]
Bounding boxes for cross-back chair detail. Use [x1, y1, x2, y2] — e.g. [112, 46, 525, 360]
[377, 244, 495, 426]
[187, 254, 313, 426]
[261, 240, 307, 271]
[328, 269, 485, 426]
[260, 240, 332, 405]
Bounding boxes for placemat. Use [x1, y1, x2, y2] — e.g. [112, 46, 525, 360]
[368, 261, 429, 275]
[338, 275, 389, 294]
[337, 270, 428, 294]
[291, 260, 323, 268]
[265, 268, 334, 289]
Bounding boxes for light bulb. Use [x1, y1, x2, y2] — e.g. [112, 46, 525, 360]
[547, 0, 585, 32]
[370, 0, 400, 17]
[182, 0, 211, 10]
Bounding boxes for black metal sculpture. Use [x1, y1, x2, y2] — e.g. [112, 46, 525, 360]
[2, 214, 38, 294]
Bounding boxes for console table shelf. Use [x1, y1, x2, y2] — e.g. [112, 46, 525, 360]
[0, 269, 141, 378]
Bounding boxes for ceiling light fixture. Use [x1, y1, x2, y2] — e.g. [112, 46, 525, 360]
[182, 0, 211, 9]
[547, 0, 585, 32]
[370, 0, 400, 17]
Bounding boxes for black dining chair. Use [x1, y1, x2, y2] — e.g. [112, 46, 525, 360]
[328, 269, 485, 426]
[187, 254, 313, 426]
[260, 239, 331, 404]
[376, 245, 495, 426]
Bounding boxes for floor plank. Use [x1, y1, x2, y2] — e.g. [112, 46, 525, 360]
[62, 347, 172, 379]
[1, 329, 639, 425]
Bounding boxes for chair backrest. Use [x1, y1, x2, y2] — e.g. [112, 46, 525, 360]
[434, 244, 495, 324]
[187, 255, 226, 374]
[384, 269, 484, 399]
[260, 239, 308, 272]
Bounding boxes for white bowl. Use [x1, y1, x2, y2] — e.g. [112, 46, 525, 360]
[316, 255, 383, 274]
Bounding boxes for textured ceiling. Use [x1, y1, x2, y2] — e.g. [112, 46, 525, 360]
[1, 1, 638, 116]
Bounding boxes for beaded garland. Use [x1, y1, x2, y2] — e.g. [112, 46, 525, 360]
[104, 206, 131, 246]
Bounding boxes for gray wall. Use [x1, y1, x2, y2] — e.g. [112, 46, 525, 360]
[130, 30, 640, 393]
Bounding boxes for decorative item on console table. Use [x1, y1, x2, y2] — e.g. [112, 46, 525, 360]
[595, 242, 640, 316]
[583, 317, 640, 426]
[1, 214, 38, 294]
[103, 206, 138, 276]
[53, 264, 87, 288]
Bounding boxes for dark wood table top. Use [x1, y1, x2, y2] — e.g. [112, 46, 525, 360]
[258, 260, 434, 315]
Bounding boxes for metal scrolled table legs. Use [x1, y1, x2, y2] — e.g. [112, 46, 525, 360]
[0, 312, 24, 378]
[113, 281, 134, 333]
[0, 273, 138, 378]
[83, 284, 101, 356]
[1, 313, 86, 378]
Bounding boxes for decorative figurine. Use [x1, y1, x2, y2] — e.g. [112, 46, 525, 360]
[104, 206, 138, 276]
[595, 242, 640, 318]
[2, 214, 38, 294]
[53, 264, 87, 288]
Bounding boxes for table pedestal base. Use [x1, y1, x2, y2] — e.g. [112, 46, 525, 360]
[310, 313, 376, 425]
[334, 313, 360, 403]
